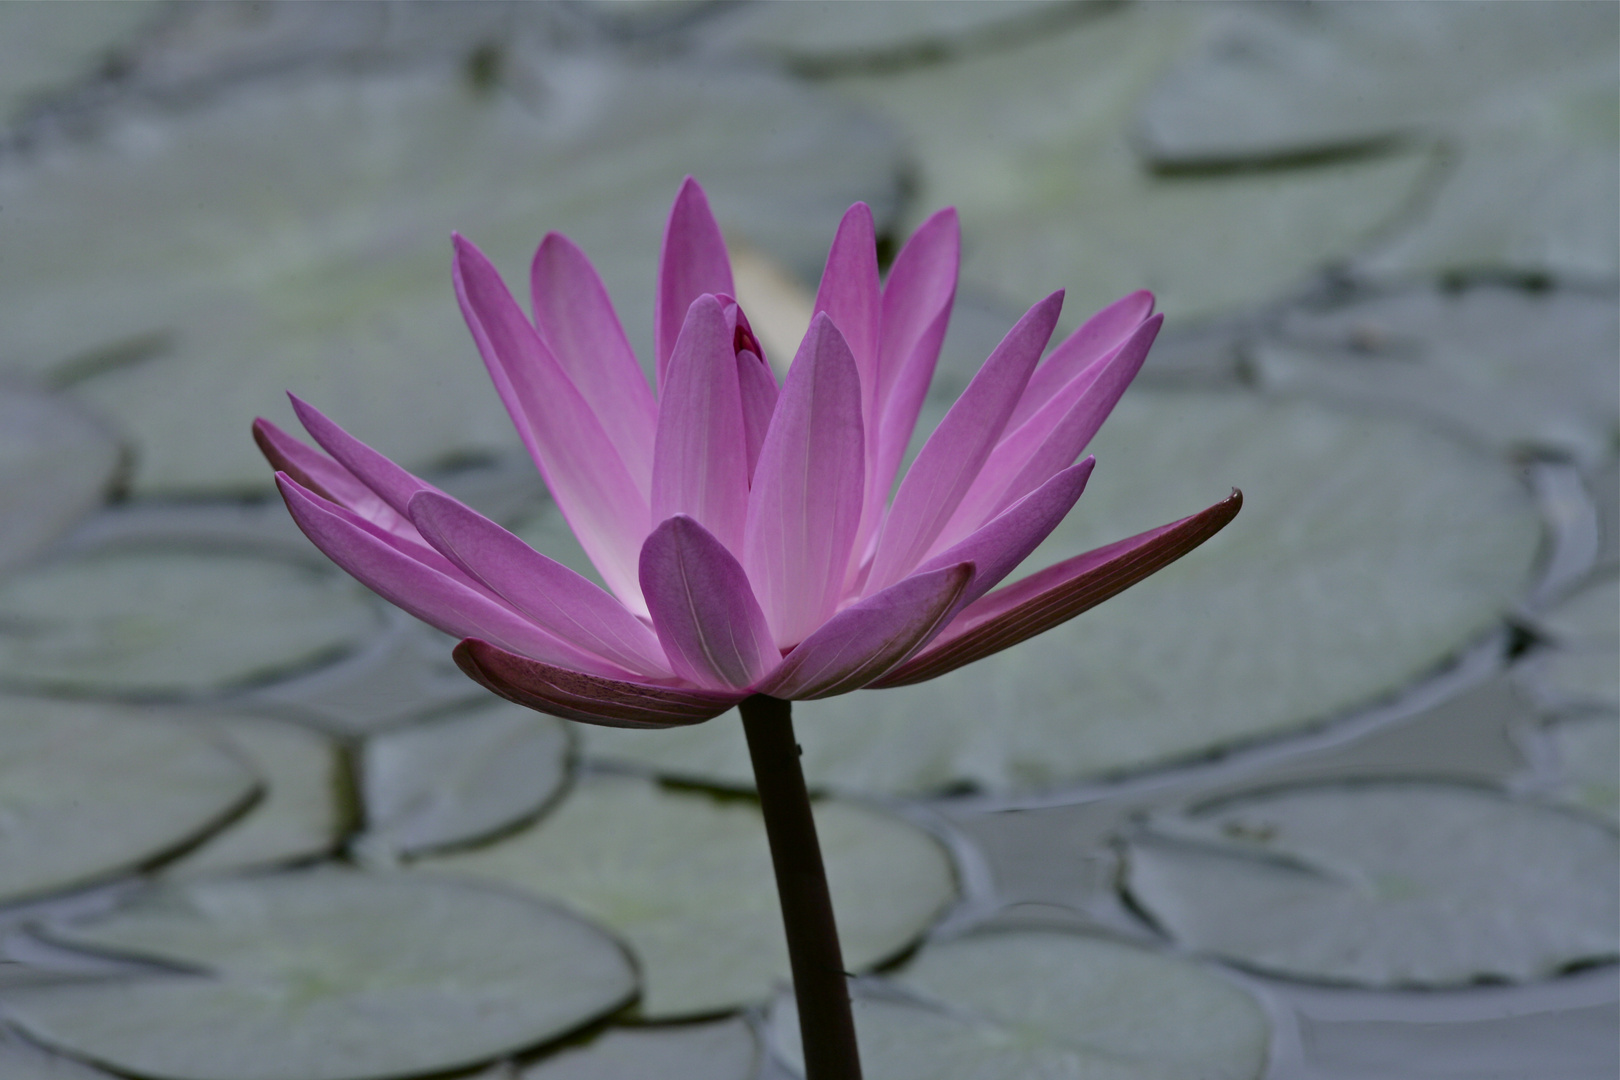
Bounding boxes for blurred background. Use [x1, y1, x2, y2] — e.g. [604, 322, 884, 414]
[0, 2, 1614, 1078]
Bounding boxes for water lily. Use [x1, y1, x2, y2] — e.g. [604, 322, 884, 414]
[254, 178, 1238, 725]
[254, 178, 1238, 1079]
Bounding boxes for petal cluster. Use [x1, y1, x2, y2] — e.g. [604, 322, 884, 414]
[257, 179, 1239, 727]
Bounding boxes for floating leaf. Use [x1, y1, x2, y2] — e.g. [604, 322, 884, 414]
[3, 870, 637, 1080]
[824, 2, 1432, 324]
[0, 384, 122, 575]
[523, 1018, 757, 1080]
[421, 774, 955, 1018]
[0, 696, 257, 904]
[771, 930, 1267, 1080]
[0, 1, 160, 126]
[1543, 713, 1620, 827]
[166, 715, 347, 876]
[0, 58, 900, 492]
[1518, 574, 1620, 710]
[0, 547, 382, 698]
[0, 1032, 117, 1080]
[584, 390, 1541, 795]
[1124, 781, 1620, 986]
[1254, 285, 1619, 466]
[361, 699, 570, 857]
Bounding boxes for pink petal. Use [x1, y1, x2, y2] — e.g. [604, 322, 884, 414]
[408, 491, 673, 679]
[253, 417, 420, 547]
[865, 291, 1064, 594]
[743, 313, 866, 647]
[454, 234, 651, 613]
[277, 474, 631, 678]
[455, 639, 743, 729]
[1008, 289, 1154, 431]
[639, 515, 777, 691]
[288, 395, 437, 521]
[812, 202, 881, 419]
[914, 458, 1095, 610]
[933, 315, 1159, 551]
[736, 345, 779, 483]
[651, 295, 752, 554]
[873, 489, 1243, 687]
[852, 207, 960, 570]
[755, 563, 972, 700]
[655, 177, 735, 388]
[530, 232, 658, 492]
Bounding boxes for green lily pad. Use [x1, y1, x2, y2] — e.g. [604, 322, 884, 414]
[165, 715, 348, 876]
[0, 1, 160, 126]
[1254, 285, 1619, 466]
[0, 547, 383, 698]
[824, 2, 1433, 325]
[0, 384, 122, 575]
[1542, 713, 1620, 826]
[523, 1018, 757, 1080]
[420, 773, 956, 1018]
[1518, 574, 1620, 710]
[361, 699, 571, 857]
[771, 930, 1268, 1079]
[2, 870, 637, 1080]
[0, 696, 258, 904]
[1132, 2, 1618, 164]
[584, 389, 1541, 795]
[0, 57, 900, 493]
[0, 1033, 117, 1080]
[1124, 781, 1620, 987]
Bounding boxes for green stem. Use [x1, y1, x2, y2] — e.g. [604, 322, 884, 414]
[739, 694, 863, 1080]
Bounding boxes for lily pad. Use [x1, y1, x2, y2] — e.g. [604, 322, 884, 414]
[0, 1, 160, 127]
[1518, 574, 1620, 710]
[1131, 2, 1618, 164]
[0, 1033, 117, 1080]
[166, 715, 347, 876]
[771, 930, 1267, 1080]
[1542, 713, 1620, 826]
[0, 696, 258, 904]
[523, 1018, 757, 1080]
[1254, 285, 1619, 466]
[0, 56, 900, 493]
[361, 699, 571, 857]
[825, 2, 1433, 324]
[584, 389, 1542, 795]
[1124, 781, 1620, 986]
[0, 384, 123, 575]
[0, 547, 383, 698]
[2, 870, 638, 1080]
[420, 774, 956, 1018]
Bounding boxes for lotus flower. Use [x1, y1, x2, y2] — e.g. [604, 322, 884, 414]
[254, 179, 1238, 728]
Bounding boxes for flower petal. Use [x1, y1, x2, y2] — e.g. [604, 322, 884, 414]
[933, 315, 1158, 551]
[651, 295, 752, 554]
[854, 207, 960, 570]
[455, 639, 743, 729]
[865, 290, 1064, 594]
[736, 345, 779, 483]
[914, 458, 1095, 610]
[1008, 289, 1154, 432]
[408, 491, 673, 679]
[253, 417, 420, 546]
[755, 563, 972, 700]
[454, 234, 651, 614]
[287, 395, 437, 521]
[872, 490, 1243, 687]
[640, 515, 777, 691]
[743, 313, 866, 647]
[277, 474, 630, 678]
[812, 202, 881, 418]
[655, 177, 735, 387]
[530, 232, 658, 492]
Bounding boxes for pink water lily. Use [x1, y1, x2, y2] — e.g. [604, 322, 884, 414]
[255, 178, 1238, 729]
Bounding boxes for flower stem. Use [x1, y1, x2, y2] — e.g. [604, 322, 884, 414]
[739, 694, 863, 1080]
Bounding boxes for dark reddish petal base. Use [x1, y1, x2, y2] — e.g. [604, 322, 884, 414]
[872, 489, 1242, 687]
[454, 639, 745, 728]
